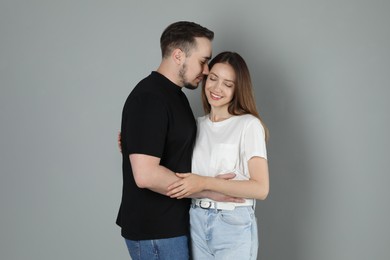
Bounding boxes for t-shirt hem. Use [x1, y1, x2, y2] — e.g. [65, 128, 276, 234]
[120, 230, 189, 241]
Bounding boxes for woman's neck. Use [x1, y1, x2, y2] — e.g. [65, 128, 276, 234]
[209, 108, 232, 122]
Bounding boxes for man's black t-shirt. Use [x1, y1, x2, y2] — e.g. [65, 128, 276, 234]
[117, 71, 196, 240]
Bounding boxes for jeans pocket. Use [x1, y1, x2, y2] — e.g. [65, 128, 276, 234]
[218, 207, 253, 226]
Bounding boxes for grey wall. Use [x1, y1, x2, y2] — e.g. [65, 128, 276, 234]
[1, 1, 389, 259]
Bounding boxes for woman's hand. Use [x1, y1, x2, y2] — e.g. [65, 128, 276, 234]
[167, 173, 207, 199]
[167, 173, 237, 199]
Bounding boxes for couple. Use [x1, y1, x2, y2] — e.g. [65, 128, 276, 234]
[116, 21, 270, 260]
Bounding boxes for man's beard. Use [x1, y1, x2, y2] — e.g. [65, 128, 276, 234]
[179, 63, 199, 90]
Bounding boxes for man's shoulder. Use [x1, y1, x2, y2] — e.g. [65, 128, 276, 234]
[128, 75, 164, 99]
[132, 73, 156, 92]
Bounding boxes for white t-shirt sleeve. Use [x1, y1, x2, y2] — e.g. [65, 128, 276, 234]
[244, 119, 267, 161]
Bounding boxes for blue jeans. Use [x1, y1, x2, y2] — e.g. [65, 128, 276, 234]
[190, 204, 258, 260]
[125, 235, 189, 260]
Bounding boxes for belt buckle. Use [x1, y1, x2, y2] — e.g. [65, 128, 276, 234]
[199, 200, 212, 209]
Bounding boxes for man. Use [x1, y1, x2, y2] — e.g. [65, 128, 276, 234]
[117, 21, 214, 260]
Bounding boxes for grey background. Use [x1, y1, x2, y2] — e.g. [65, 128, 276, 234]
[1, 1, 389, 259]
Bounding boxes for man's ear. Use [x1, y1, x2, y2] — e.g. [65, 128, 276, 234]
[172, 48, 184, 65]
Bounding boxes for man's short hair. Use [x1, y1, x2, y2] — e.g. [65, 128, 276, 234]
[160, 21, 214, 58]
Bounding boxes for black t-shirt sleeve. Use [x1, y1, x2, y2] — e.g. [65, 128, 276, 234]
[124, 92, 167, 158]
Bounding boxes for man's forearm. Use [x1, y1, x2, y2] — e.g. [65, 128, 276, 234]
[130, 154, 182, 195]
[137, 165, 182, 195]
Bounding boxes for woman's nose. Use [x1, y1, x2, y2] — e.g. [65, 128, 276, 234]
[211, 82, 222, 92]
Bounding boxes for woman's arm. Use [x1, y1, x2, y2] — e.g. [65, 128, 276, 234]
[167, 156, 269, 200]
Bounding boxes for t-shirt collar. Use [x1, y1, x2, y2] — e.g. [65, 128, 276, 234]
[151, 71, 183, 93]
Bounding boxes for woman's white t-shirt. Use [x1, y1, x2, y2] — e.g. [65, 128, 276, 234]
[192, 114, 267, 180]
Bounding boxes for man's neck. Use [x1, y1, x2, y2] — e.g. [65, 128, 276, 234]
[156, 62, 183, 88]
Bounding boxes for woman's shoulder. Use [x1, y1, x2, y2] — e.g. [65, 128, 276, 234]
[236, 114, 265, 132]
[236, 114, 260, 124]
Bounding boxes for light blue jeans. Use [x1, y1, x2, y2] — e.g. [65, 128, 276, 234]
[190, 204, 258, 260]
[125, 235, 189, 260]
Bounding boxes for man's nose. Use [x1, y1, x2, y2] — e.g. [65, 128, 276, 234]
[202, 64, 209, 75]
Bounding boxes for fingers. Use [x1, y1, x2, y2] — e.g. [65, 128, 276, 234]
[167, 181, 193, 198]
[167, 186, 180, 196]
[218, 196, 245, 203]
[167, 181, 186, 196]
[118, 131, 122, 153]
[229, 197, 245, 203]
[167, 181, 182, 191]
[167, 186, 187, 198]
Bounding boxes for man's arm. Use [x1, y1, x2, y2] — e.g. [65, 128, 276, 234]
[130, 153, 180, 195]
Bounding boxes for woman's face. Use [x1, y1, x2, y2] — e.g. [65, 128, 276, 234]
[205, 62, 236, 110]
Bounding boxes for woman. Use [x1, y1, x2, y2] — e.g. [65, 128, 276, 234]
[167, 51, 270, 260]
